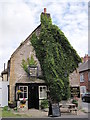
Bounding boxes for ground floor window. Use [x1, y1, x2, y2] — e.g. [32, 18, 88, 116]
[19, 86, 28, 99]
[80, 86, 86, 94]
[39, 86, 47, 99]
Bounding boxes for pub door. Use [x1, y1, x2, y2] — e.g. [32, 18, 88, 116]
[28, 85, 39, 109]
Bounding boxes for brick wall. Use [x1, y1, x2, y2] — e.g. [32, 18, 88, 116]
[80, 71, 90, 92]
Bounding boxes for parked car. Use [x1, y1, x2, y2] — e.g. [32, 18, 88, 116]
[82, 92, 90, 102]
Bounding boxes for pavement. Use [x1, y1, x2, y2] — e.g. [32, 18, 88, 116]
[81, 102, 90, 113]
[14, 108, 88, 118]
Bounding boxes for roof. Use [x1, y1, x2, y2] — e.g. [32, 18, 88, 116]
[11, 24, 41, 58]
[79, 60, 90, 72]
[1, 69, 8, 75]
[15, 75, 45, 84]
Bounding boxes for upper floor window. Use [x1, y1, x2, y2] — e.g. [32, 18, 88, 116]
[88, 72, 90, 81]
[80, 74, 84, 82]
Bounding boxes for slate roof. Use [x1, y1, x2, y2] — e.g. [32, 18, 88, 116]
[16, 75, 45, 84]
[1, 69, 8, 75]
[79, 60, 90, 72]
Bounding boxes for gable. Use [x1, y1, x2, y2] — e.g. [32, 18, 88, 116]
[11, 25, 41, 58]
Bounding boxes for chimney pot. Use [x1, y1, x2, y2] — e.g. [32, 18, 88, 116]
[44, 8, 46, 13]
[4, 63, 5, 71]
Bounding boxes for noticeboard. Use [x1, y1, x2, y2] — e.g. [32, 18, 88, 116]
[52, 103, 61, 117]
[70, 87, 80, 98]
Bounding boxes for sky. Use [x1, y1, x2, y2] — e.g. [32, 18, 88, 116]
[0, 0, 89, 73]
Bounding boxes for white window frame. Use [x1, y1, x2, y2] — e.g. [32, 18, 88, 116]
[80, 86, 86, 94]
[80, 73, 84, 82]
[88, 72, 90, 81]
[19, 86, 28, 100]
[39, 86, 47, 99]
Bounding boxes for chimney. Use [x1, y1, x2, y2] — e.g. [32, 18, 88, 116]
[40, 8, 50, 22]
[44, 8, 46, 13]
[82, 54, 89, 62]
[4, 63, 5, 71]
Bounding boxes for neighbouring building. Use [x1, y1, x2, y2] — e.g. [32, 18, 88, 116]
[69, 69, 80, 98]
[79, 55, 90, 95]
[81, 54, 90, 63]
[0, 63, 9, 107]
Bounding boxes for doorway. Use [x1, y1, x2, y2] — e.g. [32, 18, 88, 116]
[28, 84, 39, 109]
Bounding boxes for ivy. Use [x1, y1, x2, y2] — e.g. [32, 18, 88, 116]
[30, 13, 81, 102]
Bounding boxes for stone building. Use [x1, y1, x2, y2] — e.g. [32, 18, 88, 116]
[69, 69, 80, 98]
[9, 25, 48, 109]
[1, 8, 81, 109]
[3, 9, 50, 109]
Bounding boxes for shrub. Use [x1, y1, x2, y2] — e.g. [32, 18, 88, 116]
[41, 100, 48, 109]
[3, 106, 8, 111]
[72, 99, 78, 107]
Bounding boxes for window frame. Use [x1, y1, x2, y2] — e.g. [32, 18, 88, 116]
[88, 71, 90, 81]
[39, 86, 47, 99]
[80, 86, 86, 94]
[18, 86, 28, 100]
[80, 73, 84, 82]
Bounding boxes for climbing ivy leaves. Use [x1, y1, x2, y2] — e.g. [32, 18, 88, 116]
[31, 13, 81, 102]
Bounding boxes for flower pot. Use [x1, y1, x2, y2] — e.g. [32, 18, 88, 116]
[8, 103, 16, 108]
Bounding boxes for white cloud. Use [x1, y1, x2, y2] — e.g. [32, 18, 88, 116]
[0, 0, 88, 73]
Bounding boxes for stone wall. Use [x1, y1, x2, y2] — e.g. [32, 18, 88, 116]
[69, 69, 80, 87]
[9, 26, 41, 101]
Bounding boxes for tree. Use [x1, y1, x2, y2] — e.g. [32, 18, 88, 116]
[31, 13, 81, 102]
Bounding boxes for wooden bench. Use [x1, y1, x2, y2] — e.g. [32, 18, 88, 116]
[69, 106, 77, 114]
[59, 103, 78, 114]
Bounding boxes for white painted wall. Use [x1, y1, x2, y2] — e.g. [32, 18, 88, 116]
[0, 81, 9, 107]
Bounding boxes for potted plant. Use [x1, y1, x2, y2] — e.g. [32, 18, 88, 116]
[8, 101, 17, 108]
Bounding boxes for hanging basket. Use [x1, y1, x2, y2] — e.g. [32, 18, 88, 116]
[17, 90, 22, 95]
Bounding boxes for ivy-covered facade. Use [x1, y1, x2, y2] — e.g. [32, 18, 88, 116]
[31, 12, 81, 102]
[3, 9, 81, 110]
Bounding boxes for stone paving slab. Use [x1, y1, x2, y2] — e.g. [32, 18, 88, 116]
[14, 108, 88, 118]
